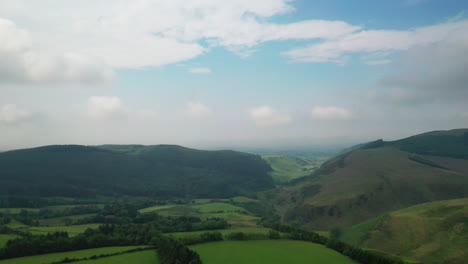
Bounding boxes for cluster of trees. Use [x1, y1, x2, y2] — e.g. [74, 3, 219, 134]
[0, 224, 159, 259]
[155, 236, 202, 264]
[266, 223, 409, 264]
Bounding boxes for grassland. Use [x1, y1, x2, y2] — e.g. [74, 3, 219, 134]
[73, 250, 158, 264]
[262, 154, 323, 183]
[22, 224, 101, 236]
[38, 214, 96, 227]
[0, 246, 147, 264]
[191, 240, 357, 264]
[140, 201, 260, 227]
[341, 198, 468, 264]
[168, 227, 272, 239]
[0, 204, 104, 215]
[192, 202, 246, 213]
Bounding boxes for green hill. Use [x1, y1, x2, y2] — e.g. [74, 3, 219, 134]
[340, 198, 468, 264]
[0, 145, 273, 200]
[274, 129, 468, 230]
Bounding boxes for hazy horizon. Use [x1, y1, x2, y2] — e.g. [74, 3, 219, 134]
[1, 0, 467, 150]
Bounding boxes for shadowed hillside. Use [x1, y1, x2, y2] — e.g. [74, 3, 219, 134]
[0, 145, 273, 199]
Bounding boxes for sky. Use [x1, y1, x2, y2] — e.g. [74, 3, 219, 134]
[0, 0, 467, 151]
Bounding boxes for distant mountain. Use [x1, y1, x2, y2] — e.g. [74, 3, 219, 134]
[340, 198, 468, 264]
[274, 129, 468, 230]
[0, 145, 273, 199]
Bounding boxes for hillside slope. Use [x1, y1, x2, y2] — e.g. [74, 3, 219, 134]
[274, 129, 468, 230]
[0, 145, 273, 199]
[340, 198, 468, 264]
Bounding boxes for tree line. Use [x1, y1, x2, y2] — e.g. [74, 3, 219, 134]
[265, 222, 411, 264]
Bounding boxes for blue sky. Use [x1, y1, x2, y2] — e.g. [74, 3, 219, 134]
[0, 0, 467, 150]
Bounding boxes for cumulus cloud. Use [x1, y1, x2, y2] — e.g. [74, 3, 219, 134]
[372, 28, 468, 105]
[0, 0, 359, 80]
[86, 96, 127, 120]
[0, 104, 32, 124]
[249, 105, 291, 126]
[185, 102, 212, 119]
[283, 19, 468, 64]
[189, 68, 212, 74]
[0, 18, 114, 84]
[310, 106, 352, 120]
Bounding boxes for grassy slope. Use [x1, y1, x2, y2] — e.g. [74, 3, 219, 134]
[191, 240, 357, 264]
[275, 146, 468, 229]
[262, 155, 319, 183]
[341, 198, 468, 264]
[0, 246, 146, 264]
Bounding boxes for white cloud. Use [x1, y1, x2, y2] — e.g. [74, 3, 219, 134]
[0, 104, 31, 124]
[86, 96, 127, 120]
[185, 102, 212, 119]
[189, 68, 212, 74]
[0, 0, 359, 79]
[284, 19, 468, 64]
[0, 18, 114, 84]
[310, 106, 352, 120]
[249, 105, 291, 126]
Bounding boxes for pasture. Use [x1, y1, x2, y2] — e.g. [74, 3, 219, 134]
[0, 246, 146, 264]
[191, 240, 357, 264]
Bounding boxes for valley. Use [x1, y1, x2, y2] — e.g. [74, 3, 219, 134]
[0, 129, 467, 264]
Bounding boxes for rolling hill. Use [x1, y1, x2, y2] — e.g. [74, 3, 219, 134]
[340, 198, 468, 264]
[273, 129, 468, 230]
[0, 145, 273, 200]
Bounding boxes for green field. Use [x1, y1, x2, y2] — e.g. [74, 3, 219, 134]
[262, 154, 322, 183]
[38, 214, 96, 227]
[142, 201, 260, 227]
[192, 202, 246, 213]
[74, 250, 158, 264]
[0, 204, 104, 215]
[169, 227, 273, 239]
[24, 224, 101, 236]
[0, 234, 18, 248]
[191, 240, 357, 264]
[0, 246, 146, 264]
[138, 204, 178, 213]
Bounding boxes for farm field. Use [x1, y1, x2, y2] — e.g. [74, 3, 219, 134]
[38, 214, 96, 226]
[23, 224, 101, 236]
[73, 250, 158, 264]
[262, 154, 320, 183]
[0, 204, 104, 215]
[191, 240, 357, 264]
[140, 201, 260, 226]
[0, 246, 147, 264]
[168, 227, 273, 239]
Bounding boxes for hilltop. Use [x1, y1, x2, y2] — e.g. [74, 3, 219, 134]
[273, 129, 468, 229]
[0, 144, 273, 201]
